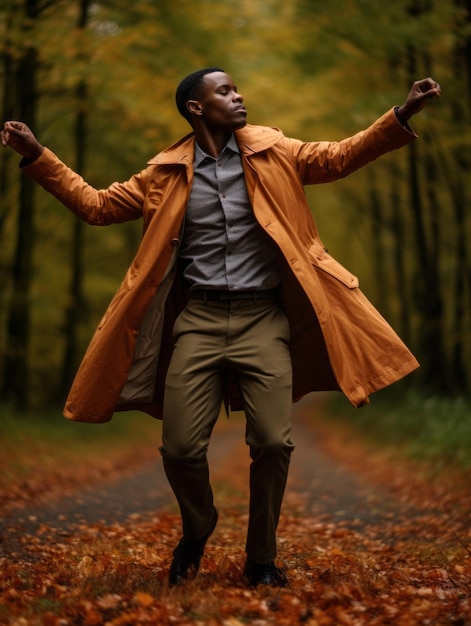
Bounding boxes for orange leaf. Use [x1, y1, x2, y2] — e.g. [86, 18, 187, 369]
[96, 594, 122, 610]
[134, 591, 154, 608]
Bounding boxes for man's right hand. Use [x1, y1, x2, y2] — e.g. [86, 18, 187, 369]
[1, 121, 44, 161]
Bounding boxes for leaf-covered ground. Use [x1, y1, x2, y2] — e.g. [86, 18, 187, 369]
[1, 397, 470, 625]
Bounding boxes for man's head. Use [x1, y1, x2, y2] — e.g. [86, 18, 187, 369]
[175, 68, 247, 131]
[176, 68, 224, 122]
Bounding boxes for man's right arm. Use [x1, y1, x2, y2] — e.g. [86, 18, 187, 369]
[1, 121, 146, 225]
[1, 121, 44, 161]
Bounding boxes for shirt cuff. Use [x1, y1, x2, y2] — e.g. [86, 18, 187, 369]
[19, 156, 39, 168]
[394, 105, 415, 135]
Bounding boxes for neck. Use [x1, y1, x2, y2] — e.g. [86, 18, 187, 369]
[193, 128, 232, 158]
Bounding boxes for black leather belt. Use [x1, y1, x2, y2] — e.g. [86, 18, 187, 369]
[190, 289, 278, 302]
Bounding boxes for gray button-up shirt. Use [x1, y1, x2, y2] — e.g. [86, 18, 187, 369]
[180, 135, 282, 291]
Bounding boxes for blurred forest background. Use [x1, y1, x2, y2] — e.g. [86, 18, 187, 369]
[0, 0, 469, 412]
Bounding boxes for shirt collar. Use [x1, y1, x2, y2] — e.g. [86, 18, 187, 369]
[194, 134, 240, 166]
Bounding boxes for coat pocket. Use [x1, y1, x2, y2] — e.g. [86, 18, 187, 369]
[308, 241, 359, 289]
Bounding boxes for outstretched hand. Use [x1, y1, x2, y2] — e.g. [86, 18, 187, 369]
[1, 121, 44, 160]
[397, 77, 441, 122]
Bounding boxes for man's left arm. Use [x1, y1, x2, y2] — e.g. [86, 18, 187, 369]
[395, 77, 441, 123]
[292, 77, 441, 184]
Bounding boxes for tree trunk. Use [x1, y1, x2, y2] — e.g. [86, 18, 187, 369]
[368, 172, 388, 317]
[405, 46, 448, 392]
[449, 0, 470, 393]
[0, 3, 18, 388]
[389, 161, 411, 346]
[1, 4, 39, 409]
[60, 0, 90, 400]
[0, 4, 17, 242]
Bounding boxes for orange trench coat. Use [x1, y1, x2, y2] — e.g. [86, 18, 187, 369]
[24, 108, 419, 423]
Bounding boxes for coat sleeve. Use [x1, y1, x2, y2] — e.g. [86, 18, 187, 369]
[285, 108, 417, 185]
[22, 148, 147, 225]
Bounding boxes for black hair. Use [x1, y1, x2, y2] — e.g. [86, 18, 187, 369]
[175, 67, 224, 123]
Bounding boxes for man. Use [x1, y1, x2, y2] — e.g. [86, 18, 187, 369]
[1, 69, 440, 587]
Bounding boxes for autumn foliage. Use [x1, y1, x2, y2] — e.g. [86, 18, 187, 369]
[1, 400, 470, 625]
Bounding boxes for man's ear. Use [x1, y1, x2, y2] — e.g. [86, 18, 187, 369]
[187, 100, 203, 116]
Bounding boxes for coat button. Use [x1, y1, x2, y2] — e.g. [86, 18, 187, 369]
[170, 237, 179, 247]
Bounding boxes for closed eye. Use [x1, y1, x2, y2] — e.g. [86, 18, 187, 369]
[218, 84, 237, 95]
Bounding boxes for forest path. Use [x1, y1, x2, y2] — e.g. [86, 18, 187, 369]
[1, 396, 470, 626]
[2, 395, 465, 559]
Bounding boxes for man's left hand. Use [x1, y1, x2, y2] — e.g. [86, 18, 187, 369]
[397, 77, 441, 122]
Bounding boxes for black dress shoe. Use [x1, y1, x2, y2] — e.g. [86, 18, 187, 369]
[244, 558, 288, 587]
[168, 507, 218, 586]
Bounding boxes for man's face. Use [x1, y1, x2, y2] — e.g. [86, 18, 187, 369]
[194, 72, 247, 131]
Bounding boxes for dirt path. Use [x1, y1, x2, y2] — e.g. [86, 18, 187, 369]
[2, 396, 464, 558]
[1, 395, 470, 625]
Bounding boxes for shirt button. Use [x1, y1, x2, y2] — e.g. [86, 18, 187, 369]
[170, 238, 179, 247]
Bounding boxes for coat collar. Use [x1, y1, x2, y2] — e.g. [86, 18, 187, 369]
[235, 124, 284, 155]
[147, 124, 284, 166]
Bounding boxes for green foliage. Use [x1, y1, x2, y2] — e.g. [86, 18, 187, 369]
[326, 389, 471, 471]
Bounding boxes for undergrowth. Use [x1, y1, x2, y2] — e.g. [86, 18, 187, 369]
[325, 387, 471, 471]
[0, 405, 160, 484]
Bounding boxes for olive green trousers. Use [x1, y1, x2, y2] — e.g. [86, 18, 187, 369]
[160, 296, 294, 563]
